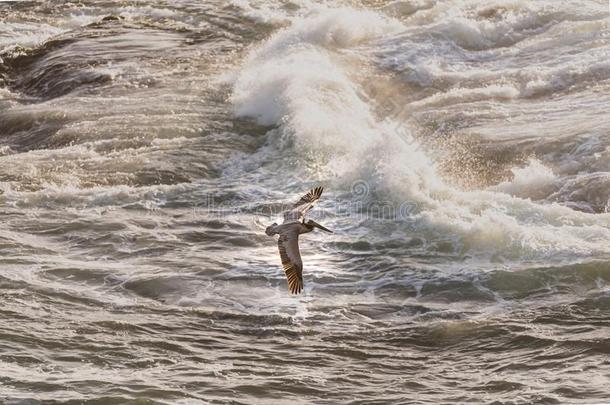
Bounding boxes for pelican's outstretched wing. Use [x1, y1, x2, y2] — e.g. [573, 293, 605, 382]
[278, 234, 304, 294]
[283, 186, 324, 222]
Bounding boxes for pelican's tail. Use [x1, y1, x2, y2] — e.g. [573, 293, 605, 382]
[265, 223, 278, 236]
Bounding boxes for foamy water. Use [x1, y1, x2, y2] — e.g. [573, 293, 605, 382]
[1, 0, 609, 403]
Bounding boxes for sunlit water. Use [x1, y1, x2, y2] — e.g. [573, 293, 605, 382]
[1, 1, 610, 403]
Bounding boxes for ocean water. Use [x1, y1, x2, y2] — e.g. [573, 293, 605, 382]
[1, 0, 609, 403]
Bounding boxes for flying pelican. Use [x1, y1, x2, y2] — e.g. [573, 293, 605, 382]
[265, 186, 333, 294]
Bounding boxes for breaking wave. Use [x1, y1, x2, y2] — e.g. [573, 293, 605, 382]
[230, 5, 610, 261]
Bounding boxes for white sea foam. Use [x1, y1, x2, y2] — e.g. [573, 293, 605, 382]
[0, 12, 106, 53]
[374, 1, 610, 101]
[229, 0, 319, 24]
[0, 22, 64, 52]
[410, 84, 519, 109]
[116, 5, 179, 19]
[231, 8, 404, 151]
[488, 159, 558, 199]
[403, 0, 604, 49]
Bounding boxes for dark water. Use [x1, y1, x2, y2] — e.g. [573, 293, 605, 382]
[1, 0, 610, 403]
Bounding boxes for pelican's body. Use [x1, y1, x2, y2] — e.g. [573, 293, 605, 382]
[265, 221, 313, 238]
[265, 186, 332, 294]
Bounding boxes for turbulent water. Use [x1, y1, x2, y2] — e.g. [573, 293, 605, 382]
[1, 0, 610, 403]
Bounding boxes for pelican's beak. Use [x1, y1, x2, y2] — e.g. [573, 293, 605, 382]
[310, 220, 333, 233]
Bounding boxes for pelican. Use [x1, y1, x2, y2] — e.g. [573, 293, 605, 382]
[265, 186, 333, 294]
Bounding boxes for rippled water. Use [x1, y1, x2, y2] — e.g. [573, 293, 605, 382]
[1, 0, 610, 403]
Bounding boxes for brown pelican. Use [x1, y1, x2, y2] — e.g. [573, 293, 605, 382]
[265, 186, 333, 294]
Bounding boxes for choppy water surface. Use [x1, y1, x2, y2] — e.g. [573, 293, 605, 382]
[1, 0, 610, 403]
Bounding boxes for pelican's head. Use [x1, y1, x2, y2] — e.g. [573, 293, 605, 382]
[306, 219, 333, 233]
